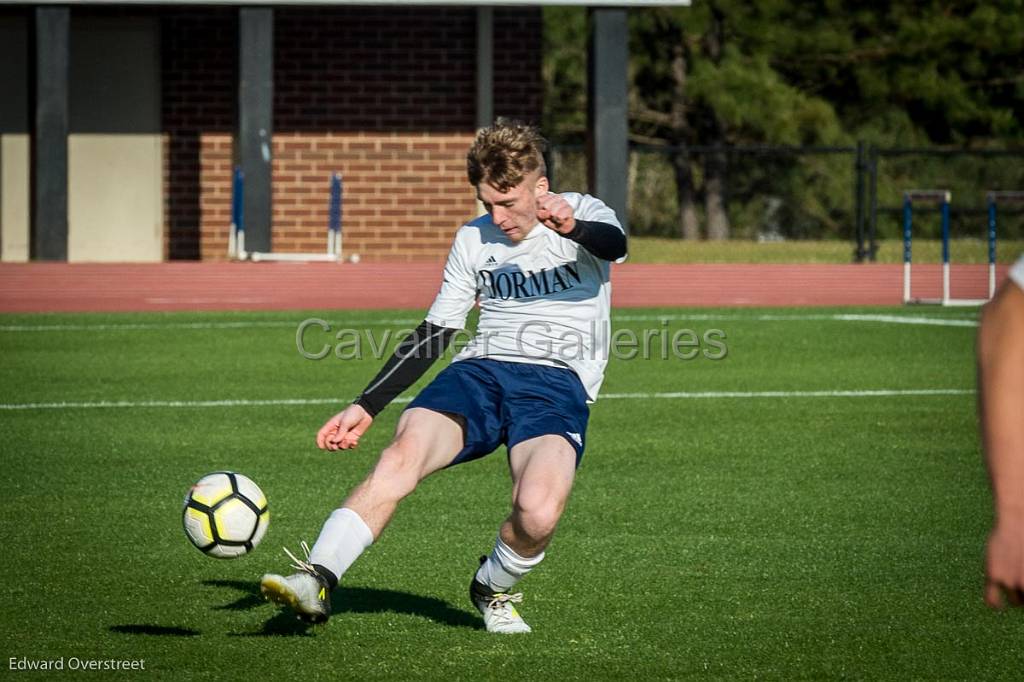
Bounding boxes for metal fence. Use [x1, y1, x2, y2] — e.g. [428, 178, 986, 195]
[548, 143, 1024, 261]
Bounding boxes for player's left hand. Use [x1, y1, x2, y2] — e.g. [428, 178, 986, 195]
[536, 193, 575, 235]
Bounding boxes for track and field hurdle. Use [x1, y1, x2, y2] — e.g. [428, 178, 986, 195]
[227, 167, 245, 259]
[903, 188, 1001, 306]
[987, 191, 1024, 298]
[902, 190, 951, 305]
[250, 173, 343, 262]
[230, 172, 344, 262]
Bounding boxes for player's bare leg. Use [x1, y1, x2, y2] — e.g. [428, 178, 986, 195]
[261, 408, 464, 623]
[471, 434, 577, 633]
[340, 407, 465, 536]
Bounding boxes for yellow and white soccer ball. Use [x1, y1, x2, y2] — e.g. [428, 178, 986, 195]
[182, 472, 269, 559]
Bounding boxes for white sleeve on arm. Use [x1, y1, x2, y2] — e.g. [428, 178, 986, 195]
[1010, 255, 1024, 291]
[425, 226, 478, 330]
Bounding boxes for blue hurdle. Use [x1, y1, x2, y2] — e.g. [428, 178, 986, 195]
[328, 173, 343, 260]
[987, 191, 1024, 299]
[228, 167, 245, 259]
[902, 189, 952, 305]
[236, 172, 344, 262]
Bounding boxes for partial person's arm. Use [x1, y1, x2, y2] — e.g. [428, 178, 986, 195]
[353, 320, 458, 417]
[316, 229, 477, 452]
[316, 322, 458, 452]
[537, 193, 627, 261]
[978, 276, 1024, 608]
[562, 220, 628, 262]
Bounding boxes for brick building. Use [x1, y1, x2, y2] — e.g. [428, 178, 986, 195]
[1, 1, 656, 263]
[166, 6, 543, 262]
[0, 4, 542, 262]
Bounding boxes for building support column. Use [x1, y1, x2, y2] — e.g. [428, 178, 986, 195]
[238, 8, 273, 253]
[32, 6, 70, 260]
[476, 7, 494, 130]
[587, 7, 629, 233]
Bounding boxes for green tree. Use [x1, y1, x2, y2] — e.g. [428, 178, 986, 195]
[544, 2, 1024, 240]
[542, 6, 588, 143]
[630, 2, 847, 239]
[763, 1, 1024, 146]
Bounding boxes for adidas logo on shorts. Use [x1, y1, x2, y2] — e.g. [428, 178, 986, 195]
[566, 432, 582, 446]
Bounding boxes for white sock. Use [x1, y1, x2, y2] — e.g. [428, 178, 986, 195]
[307, 507, 374, 583]
[474, 535, 544, 593]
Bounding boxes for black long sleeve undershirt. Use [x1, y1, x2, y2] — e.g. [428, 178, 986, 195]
[562, 220, 628, 261]
[354, 320, 457, 417]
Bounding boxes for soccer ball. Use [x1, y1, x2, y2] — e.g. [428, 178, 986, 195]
[182, 472, 269, 559]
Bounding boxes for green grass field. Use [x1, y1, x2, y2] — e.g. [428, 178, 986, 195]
[628, 237, 1024, 264]
[1, 306, 1020, 679]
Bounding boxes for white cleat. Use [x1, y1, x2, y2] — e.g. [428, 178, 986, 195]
[260, 544, 332, 624]
[470, 580, 532, 634]
[260, 571, 331, 624]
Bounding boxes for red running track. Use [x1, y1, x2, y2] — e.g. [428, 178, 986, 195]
[0, 262, 1009, 313]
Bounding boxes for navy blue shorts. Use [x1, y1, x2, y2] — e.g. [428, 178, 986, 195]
[406, 358, 590, 467]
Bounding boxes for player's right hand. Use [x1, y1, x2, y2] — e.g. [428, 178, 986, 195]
[984, 519, 1024, 608]
[316, 404, 374, 451]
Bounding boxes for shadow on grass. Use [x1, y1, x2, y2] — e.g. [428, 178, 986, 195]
[231, 610, 317, 638]
[202, 578, 481, 636]
[335, 585, 481, 630]
[109, 624, 200, 637]
[203, 578, 267, 611]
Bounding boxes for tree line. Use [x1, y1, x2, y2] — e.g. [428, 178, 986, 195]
[543, 2, 1024, 240]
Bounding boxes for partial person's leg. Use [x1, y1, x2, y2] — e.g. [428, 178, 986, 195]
[309, 407, 464, 579]
[506, 435, 577, 554]
[262, 408, 463, 622]
[478, 434, 577, 588]
[340, 407, 466, 533]
[472, 434, 577, 633]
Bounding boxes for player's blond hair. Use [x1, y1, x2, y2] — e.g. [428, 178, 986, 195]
[466, 118, 547, 191]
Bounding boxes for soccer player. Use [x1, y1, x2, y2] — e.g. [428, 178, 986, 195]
[260, 120, 627, 633]
[979, 254, 1024, 609]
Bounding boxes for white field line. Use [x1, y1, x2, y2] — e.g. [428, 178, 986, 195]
[600, 388, 974, 399]
[833, 314, 977, 327]
[0, 318, 422, 332]
[0, 313, 977, 333]
[614, 313, 979, 327]
[0, 388, 973, 411]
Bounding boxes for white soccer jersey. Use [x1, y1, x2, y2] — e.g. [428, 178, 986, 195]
[425, 192, 625, 402]
[1010, 255, 1024, 291]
